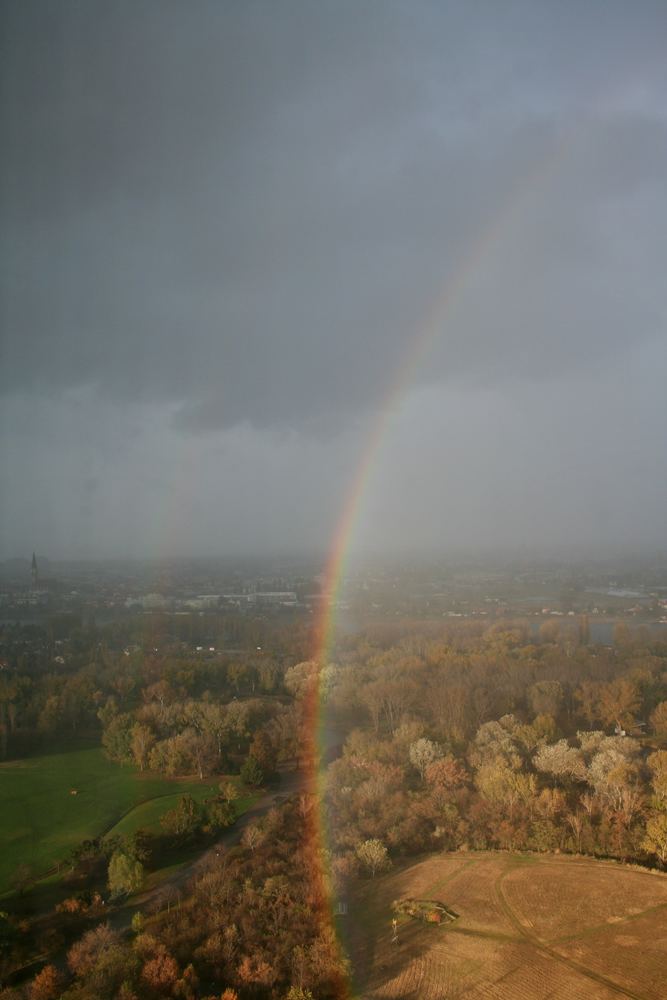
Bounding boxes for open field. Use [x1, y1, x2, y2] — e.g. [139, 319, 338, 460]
[347, 853, 667, 999]
[0, 748, 225, 891]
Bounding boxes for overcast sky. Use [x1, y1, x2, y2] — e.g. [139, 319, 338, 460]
[1, 0, 666, 561]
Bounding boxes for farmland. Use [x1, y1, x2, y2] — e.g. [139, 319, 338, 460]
[347, 853, 667, 999]
[0, 747, 225, 892]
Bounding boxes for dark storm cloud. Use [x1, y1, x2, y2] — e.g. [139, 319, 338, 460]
[3, 0, 667, 433]
[2, 1, 667, 559]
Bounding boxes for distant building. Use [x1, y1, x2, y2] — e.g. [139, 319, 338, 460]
[125, 593, 172, 611]
[183, 595, 221, 611]
[255, 591, 298, 606]
[31, 552, 39, 588]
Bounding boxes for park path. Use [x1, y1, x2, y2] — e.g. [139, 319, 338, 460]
[4, 723, 345, 988]
[107, 766, 307, 932]
[109, 718, 346, 931]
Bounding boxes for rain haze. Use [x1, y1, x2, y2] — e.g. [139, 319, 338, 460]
[1, 0, 666, 561]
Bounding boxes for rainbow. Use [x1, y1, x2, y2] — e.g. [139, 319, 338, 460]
[300, 126, 579, 993]
[313, 125, 577, 666]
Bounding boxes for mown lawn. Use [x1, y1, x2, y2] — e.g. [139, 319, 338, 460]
[0, 748, 227, 892]
[106, 788, 254, 839]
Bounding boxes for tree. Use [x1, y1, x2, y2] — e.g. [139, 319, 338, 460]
[470, 718, 521, 769]
[475, 759, 536, 817]
[130, 723, 155, 771]
[28, 965, 61, 1000]
[648, 750, 667, 804]
[141, 952, 180, 992]
[182, 727, 217, 780]
[219, 780, 239, 804]
[201, 702, 231, 761]
[585, 736, 641, 808]
[67, 923, 133, 993]
[240, 755, 264, 787]
[102, 713, 134, 765]
[424, 754, 467, 790]
[108, 850, 144, 897]
[642, 813, 667, 865]
[534, 740, 586, 783]
[205, 797, 236, 832]
[9, 863, 35, 896]
[409, 738, 443, 781]
[529, 681, 563, 719]
[355, 838, 391, 878]
[249, 730, 275, 778]
[597, 678, 640, 731]
[161, 793, 205, 839]
[284, 661, 318, 700]
[241, 823, 266, 852]
[575, 681, 602, 728]
[650, 701, 667, 739]
[237, 955, 276, 988]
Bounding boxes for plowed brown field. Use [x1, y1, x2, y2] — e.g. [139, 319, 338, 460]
[345, 853, 667, 999]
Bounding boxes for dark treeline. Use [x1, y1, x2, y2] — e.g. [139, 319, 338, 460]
[0, 613, 313, 765]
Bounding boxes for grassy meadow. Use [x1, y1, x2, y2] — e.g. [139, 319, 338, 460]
[0, 747, 225, 892]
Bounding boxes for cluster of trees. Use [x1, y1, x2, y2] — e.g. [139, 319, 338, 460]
[317, 625, 667, 885]
[101, 694, 271, 779]
[0, 614, 313, 761]
[4, 617, 667, 1000]
[9, 801, 346, 1000]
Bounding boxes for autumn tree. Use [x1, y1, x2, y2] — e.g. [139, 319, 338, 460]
[597, 678, 640, 731]
[249, 730, 275, 778]
[67, 924, 135, 995]
[409, 738, 443, 780]
[587, 739, 642, 811]
[650, 701, 667, 738]
[534, 740, 586, 784]
[642, 813, 667, 865]
[575, 681, 602, 728]
[355, 839, 391, 878]
[130, 722, 155, 771]
[241, 822, 266, 852]
[28, 965, 61, 1000]
[475, 759, 536, 818]
[529, 680, 563, 719]
[424, 754, 467, 790]
[648, 750, 667, 804]
[219, 780, 239, 804]
[141, 952, 180, 993]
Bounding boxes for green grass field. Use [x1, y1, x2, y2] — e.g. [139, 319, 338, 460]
[106, 788, 255, 839]
[0, 748, 228, 892]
